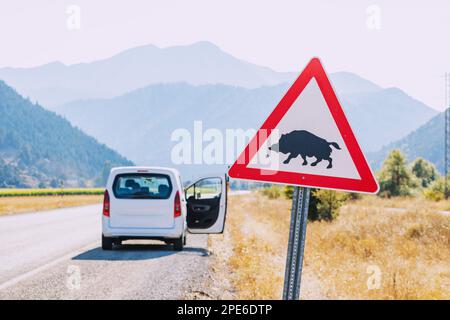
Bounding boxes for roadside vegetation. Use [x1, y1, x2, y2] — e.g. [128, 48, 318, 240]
[0, 188, 104, 197]
[0, 194, 103, 216]
[210, 150, 449, 299]
[212, 191, 450, 299]
[209, 193, 291, 299]
[310, 200, 449, 299]
[0, 188, 104, 216]
[260, 150, 449, 219]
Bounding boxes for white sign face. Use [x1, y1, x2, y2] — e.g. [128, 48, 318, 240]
[248, 78, 360, 180]
[228, 58, 379, 193]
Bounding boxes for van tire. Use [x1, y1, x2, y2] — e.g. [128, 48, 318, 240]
[102, 234, 114, 250]
[173, 236, 184, 251]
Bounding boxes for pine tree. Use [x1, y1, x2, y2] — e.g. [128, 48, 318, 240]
[378, 150, 417, 197]
[410, 157, 438, 188]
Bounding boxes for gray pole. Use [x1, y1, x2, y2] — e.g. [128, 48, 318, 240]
[283, 186, 310, 300]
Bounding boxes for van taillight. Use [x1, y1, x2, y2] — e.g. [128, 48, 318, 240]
[103, 190, 110, 217]
[174, 191, 181, 218]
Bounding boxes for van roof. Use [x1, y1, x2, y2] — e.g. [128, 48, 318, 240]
[110, 166, 180, 176]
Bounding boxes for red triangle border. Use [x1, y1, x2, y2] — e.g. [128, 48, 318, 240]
[228, 58, 379, 194]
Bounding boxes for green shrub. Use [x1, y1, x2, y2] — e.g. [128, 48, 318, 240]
[378, 150, 417, 197]
[410, 158, 438, 188]
[309, 189, 347, 221]
[346, 192, 362, 200]
[284, 185, 295, 199]
[423, 177, 448, 201]
[260, 185, 283, 199]
[283, 186, 348, 221]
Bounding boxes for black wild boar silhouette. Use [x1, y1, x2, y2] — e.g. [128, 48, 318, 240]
[268, 130, 341, 169]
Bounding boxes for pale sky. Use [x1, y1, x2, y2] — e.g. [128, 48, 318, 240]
[1, 0, 449, 110]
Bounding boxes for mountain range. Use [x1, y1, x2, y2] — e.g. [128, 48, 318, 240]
[0, 42, 295, 107]
[369, 111, 446, 173]
[56, 80, 437, 178]
[0, 81, 132, 187]
[0, 41, 442, 182]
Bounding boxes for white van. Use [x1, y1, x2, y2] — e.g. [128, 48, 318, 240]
[101, 167, 228, 251]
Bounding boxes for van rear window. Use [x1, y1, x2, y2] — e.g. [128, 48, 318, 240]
[112, 173, 172, 199]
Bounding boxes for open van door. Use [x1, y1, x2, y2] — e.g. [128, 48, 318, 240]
[185, 174, 228, 234]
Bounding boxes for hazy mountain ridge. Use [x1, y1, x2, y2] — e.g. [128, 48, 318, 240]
[57, 81, 438, 177]
[1, 41, 440, 179]
[329, 71, 382, 95]
[0, 80, 132, 187]
[0, 42, 296, 107]
[368, 111, 446, 173]
[57, 83, 288, 177]
[0, 41, 396, 109]
[339, 87, 437, 151]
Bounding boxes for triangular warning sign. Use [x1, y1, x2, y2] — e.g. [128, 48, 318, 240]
[228, 58, 379, 193]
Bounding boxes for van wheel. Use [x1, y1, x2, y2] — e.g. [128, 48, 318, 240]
[173, 236, 184, 251]
[102, 234, 114, 250]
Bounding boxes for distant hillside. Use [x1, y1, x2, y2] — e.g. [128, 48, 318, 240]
[0, 81, 132, 187]
[340, 87, 437, 151]
[0, 42, 295, 107]
[330, 71, 382, 96]
[0, 41, 412, 110]
[368, 111, 446, 173]
[56, 82, 438, 178]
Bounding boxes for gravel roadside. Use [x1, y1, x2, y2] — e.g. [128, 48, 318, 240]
[0, 235, 212, 300]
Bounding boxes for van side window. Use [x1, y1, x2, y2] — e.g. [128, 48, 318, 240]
[185, 178, 221, 200]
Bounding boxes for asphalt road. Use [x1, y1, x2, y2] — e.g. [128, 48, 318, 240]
[0, 204, 211, 299]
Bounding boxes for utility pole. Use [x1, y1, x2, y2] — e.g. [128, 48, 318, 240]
[446, 73, 449, 199]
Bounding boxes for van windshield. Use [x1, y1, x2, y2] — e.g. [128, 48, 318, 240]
[112, 173, 172, 199]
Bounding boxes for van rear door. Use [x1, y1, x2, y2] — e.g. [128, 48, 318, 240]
[109, 173, 175, 229]
[185, 174, 228, 234]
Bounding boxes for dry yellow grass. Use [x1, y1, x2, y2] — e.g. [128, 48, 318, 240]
[210, 194, 293, 299]
[308, 203, 450, 299]
[210, 192, 450, 300]
[355, 195, 450, 212]
[0, 195, 103, 216]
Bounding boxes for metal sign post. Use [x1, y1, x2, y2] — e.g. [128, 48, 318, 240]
[283, 186, 310, 300]
[227, 57, 379, 297]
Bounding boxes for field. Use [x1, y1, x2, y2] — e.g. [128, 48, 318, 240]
[350, 195, 450, 212]
[209, 192, 450, 299]
[0, 188, 104, 197]
[0, 188, 104, 216]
